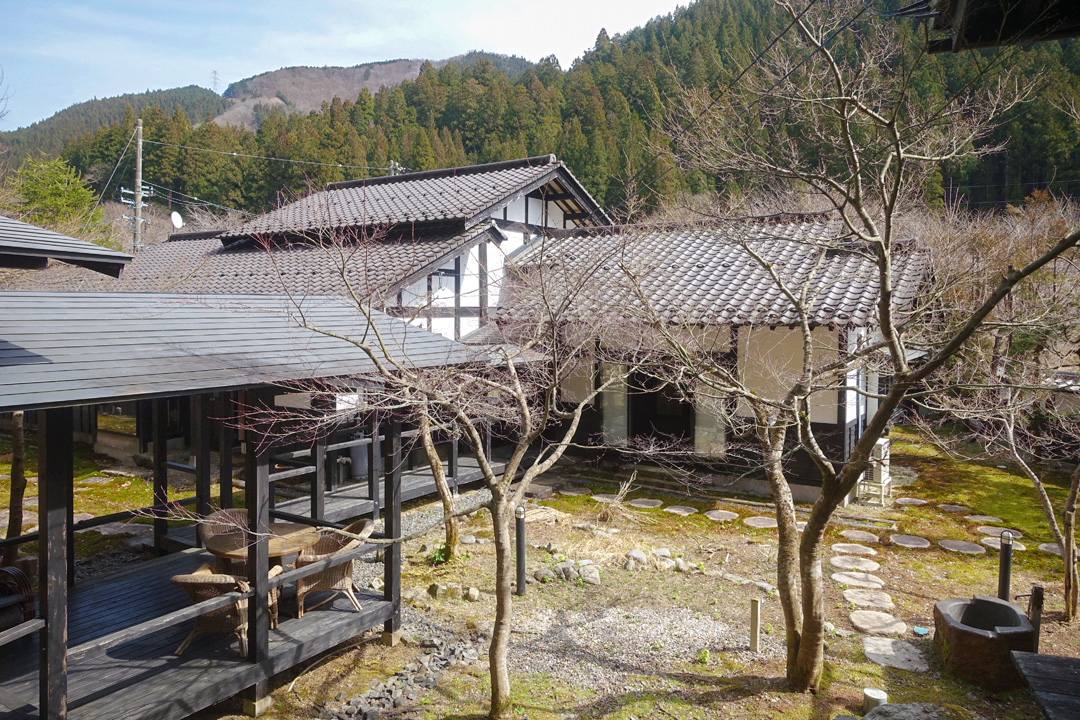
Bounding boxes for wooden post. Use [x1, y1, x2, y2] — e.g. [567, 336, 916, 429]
[382, 420, 402, 647]
[152, 399, 169, 554]
[39, 407, 73, 720]
[312, 438, 326, 520]
[244, 439, 271, 716]
[193, 394, 213, 532]
[1029, 584, 1044, 654]
[450, 422, 459, 496]
[750, 598, 761, 653]
[218, 392, 233, 509]
[453, 255, 462, 340]
[368, 415, 382, 523]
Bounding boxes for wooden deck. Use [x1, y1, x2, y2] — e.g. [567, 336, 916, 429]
[0, 549, 390, 720]
[1013, 651, 1080, 720]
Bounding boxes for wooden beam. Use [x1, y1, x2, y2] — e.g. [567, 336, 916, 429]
[454, 255, 461, 341]
[564, 212, 591, 222]
[193, 394, 212, 528]
[382, 420, 402, 645]
[218, 392, 234, 509]
[312, 439, 326, 520]
[245, 438, 271, 714]
[39, 406, 73, 720]
[478, 241, 489, 323]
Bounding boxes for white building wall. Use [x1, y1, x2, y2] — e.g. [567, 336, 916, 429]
[735, 326, 839, 424]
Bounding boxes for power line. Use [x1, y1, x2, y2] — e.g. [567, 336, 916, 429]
[84, 128, 137, 230]
[142, 139, 402, 174]
[140, 179, 253, 216]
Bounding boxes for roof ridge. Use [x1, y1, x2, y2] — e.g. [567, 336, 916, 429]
[325, 154, 558, 191]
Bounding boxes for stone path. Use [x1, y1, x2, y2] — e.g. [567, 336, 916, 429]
[862, 637, 929, 672]
[938, 504, 970, 513]
[938, 539, 985, 555]
[830, 555, 881, 572]
[975, 525, 1023, 539]
[843, 588, 894, 610]
[832, 571, 885, 589]
[703, 509, 738, 522]
[557, 486, 589, 496]
[627, 498, 663, 509]
[744, 516, 778, 529]
[591, 494, 618, 504]
[850, 610, 907, 636]
[831, 543, 877, 556]
[964, 514, 1003, 524]
[890, 534, 930, 549]
[840, 529, 879, 543]
[663, 505, 697, 517]
[1039, 543, 1063, 556]
[895, 497, 928, 506]
[981, 537, 1026, 551]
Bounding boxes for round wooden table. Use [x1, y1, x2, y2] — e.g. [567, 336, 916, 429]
[204, 522, 322, 563]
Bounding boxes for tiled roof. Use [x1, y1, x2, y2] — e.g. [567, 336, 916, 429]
[98, 225, 497, 300]
[0, 214, 132, 277]
[219, 155, 610, 243]
[501, 220, 929, 328]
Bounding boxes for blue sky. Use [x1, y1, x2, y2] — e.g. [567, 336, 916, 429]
[2, 0, 688, 130]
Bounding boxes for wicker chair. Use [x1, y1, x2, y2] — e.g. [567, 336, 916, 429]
[295, 518, 374, 618]
[170, 564, 283, 657]
[0, 566, 35, 632]
[198, 508, 250, 575]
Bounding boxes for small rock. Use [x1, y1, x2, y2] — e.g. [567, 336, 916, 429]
[754, 580, 777, 594]
[369, 577, 384, 591]
[591, 493, 618, 503]
[428, 582, 449, 599]
[460, 534, 477, 545]
[623, 557, 641, 571]
[463, 586, 480, 602]
[1040, 542, 1063, 556]
[673, 558, 691, 573]
[652, 548, 672, 558]
[627, 549, 648, 564]
[533, 568, 557, 583]
[656, 558, 676, 571]
[580, 565, 601, 585]
[863, 703, 947, 719]
[556, 561, 580, 581]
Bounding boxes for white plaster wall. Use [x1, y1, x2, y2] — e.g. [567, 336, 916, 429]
[559, 356, 595, 403]
[459, 316, 480, 338]
[735, 326, 839, 424]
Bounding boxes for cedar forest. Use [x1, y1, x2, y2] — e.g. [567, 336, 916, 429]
[5, 0, 1080, 220]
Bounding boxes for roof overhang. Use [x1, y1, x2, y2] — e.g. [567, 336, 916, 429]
[0, 215, 133, 277]
[929, 0, 1080, 53]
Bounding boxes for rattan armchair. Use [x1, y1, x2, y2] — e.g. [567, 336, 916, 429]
[170, 564, 283, 657]
[198, 508, 250, 575]
[295, 518, 373, 618]
[0, 566, 35, 632]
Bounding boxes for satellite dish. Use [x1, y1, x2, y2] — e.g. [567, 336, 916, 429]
[170, 211, 185, 230]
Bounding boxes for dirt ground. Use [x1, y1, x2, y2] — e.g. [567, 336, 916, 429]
[193, 455, 1079, 720]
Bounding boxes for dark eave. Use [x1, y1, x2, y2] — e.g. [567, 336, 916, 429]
[0, 215, 133, 277]
[929, 0, 1080, 53]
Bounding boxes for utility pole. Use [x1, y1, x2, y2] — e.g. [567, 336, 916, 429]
[134, 118, 143, 252]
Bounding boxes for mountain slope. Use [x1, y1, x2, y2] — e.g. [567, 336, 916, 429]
[0, 86, 230, 160]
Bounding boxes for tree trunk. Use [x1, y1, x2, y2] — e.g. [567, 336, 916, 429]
[419, 413, 458, 560]
[487, 496, 514, 720]
[3, 411, 26, 567]
[1065, 462, 1080, 621]
[788, 502, 836, 691]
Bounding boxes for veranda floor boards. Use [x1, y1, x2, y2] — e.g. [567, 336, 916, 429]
[0, 549, 391, 720]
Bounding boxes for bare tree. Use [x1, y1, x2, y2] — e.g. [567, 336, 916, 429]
[638, 0, 1080, 691]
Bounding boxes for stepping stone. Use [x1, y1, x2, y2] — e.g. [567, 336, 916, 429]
[895, 498, 928, 506]
[1040, 543, 1063, 556]
[664, 505, 697, 517]
[981, 537, 1026, 551]
[831, 555, 881, 572]
[939, 539, 985, 555]
[628, 498, 663, 509]
[591, 494, 618, 504]
[704, 509, 738, 522]
[863, 637, 929, 672]
[850, 610, 907, 636]
[796, 521, 806, 532]
[832, 571, 885, 589]
[72, 513, 94, 523]
[976, 525, 1023, 540]
[744, 516, 778, 529]
[840, 529, 879, 544]
[938, 504, 970, 513]
[890, 534, 930, 549]
[844, 588, 894, 610]
[79, 521, 151, 537]
[965, 514, 1003, 524]
[831, 543, 877, 556]
[557, 486, 589, 496]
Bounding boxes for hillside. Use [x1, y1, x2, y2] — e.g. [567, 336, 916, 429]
[0, 86, 230, 161]
[219, 52, 533, 130]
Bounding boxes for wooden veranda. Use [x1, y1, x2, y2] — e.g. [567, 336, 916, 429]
[0, 292, 470, 720]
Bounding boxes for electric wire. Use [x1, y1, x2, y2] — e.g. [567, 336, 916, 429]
[83, 128, 136, 231]
[140, 179, 253, 216]
[142, 139, 404, 174]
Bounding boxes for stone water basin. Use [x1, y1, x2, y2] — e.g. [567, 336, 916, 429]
[933, 594, 1036, 689]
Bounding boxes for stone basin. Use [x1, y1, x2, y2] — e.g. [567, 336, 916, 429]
[933, 595, 1036, 689]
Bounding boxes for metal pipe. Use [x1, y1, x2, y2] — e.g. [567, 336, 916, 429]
[998, 530, 1014, 601]
[515, 506, 526, 597]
